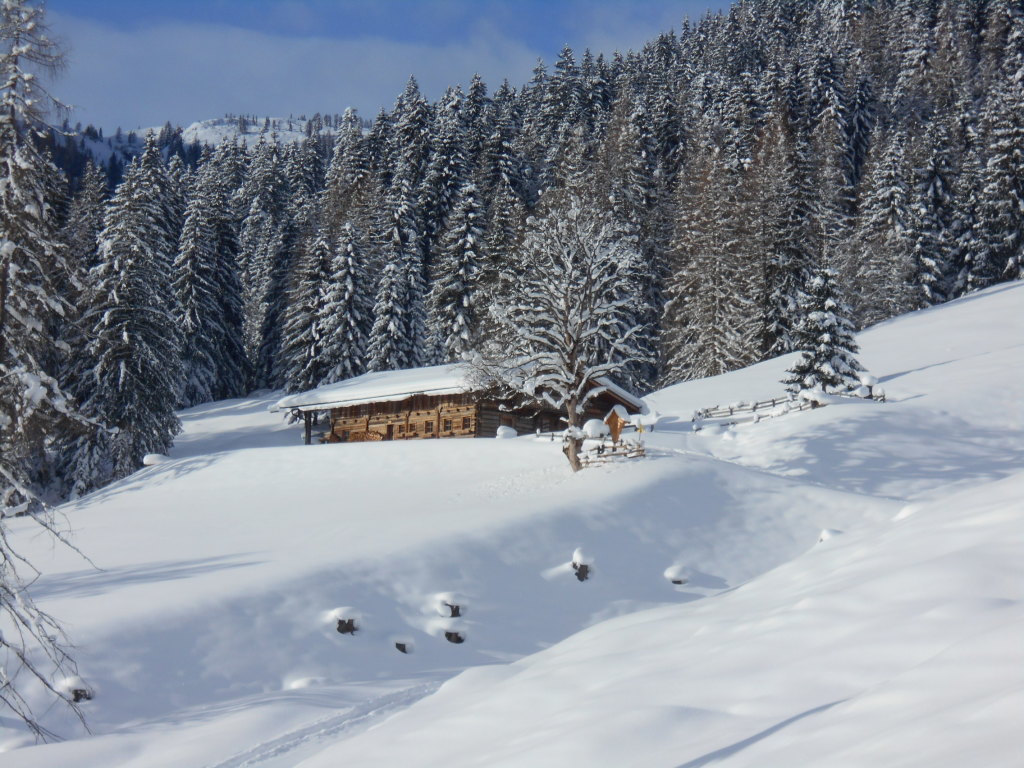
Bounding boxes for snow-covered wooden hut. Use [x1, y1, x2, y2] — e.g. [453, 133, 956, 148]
[272, 364, 644, 444]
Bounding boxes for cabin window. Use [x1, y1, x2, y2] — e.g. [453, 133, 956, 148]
[443, 418, 452, 432]
[425, 421, 434, 434]
[463, 417, 472, 430]
[341, 430, 349, 440]
[398, 424, 406, 434]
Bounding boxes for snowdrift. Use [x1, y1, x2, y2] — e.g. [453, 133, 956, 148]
[3, 281, 1022, 767]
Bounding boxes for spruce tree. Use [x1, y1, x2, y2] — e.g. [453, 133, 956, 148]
[1, 1, 83, 517]
[426, 182, 484, 362]
[280, 225, 334, 392]
[367, 188, 424, 371]
[173, 151, 224, 407]
[909, 121, 956, 307]
[236, 134, 287, 387]
[784, 268, 863, 394]
[0, 0, 89, 734]
[320, 222, 371, 383]
[83, 158, 183, 480]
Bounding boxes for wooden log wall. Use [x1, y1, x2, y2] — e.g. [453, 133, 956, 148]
[330, 394, 480, 442]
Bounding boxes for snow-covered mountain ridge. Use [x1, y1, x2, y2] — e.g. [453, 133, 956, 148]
[3, 281, 1022, 766]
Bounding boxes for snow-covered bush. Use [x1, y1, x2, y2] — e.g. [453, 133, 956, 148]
[663, 564, 690, 586]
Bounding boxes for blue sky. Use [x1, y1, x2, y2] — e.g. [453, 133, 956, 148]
[46, 0, 727, 131]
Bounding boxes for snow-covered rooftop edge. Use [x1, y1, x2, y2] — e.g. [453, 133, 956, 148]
[272, 363, 646, 414]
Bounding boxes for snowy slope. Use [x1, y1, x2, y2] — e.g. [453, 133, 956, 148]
[3, 282, 1022, 766]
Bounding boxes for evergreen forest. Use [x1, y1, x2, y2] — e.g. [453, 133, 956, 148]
[4, 0, 1024, 507]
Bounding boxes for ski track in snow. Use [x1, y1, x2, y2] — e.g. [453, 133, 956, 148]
[203, 681, 440, 768]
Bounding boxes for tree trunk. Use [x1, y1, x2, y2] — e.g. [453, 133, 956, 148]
[0, 259, 8, 365]
[562, 394, 583, 472]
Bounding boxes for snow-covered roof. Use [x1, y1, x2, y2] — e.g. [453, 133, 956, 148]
[272, 364, 646, 413]
[273, 364, 472, 412]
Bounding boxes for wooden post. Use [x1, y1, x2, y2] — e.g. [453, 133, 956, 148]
[304, 412, 312, 445]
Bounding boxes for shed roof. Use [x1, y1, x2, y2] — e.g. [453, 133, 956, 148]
[272, 364, 646, 414]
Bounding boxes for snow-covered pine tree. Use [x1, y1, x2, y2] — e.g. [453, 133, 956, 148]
[0, 0, 81, 515]
[320, 222, 371, 383]
[477, 79, 523, 203]
[478, 175, 525, 337]
[0, 0, 88, 736]
[82, 156, 183, 480]
[367, 79, 430, 370]
[174, 150, 225, 407]
[973, 9, 1024, 287]
[908, 120, 956, 307]
[322, 107, 372, 234]
[461, 73, 492, 179]
[55, 162, 113, 497]
[849, 129, 915, 326]
[743, 95, 809, 359]
[236, 134, 287, 388]
[419, 86, 467, 262]
[205, 139, 248, 399]
[366, 185, 425, 371]
[138, 131, 181, 265]
[63, 161, 107, 273]
[280, 224, 334, 392]
[263, 138, 322, 388]
[660, 115, 761, 385]
[784, 267, 863, 394]
[426, 182, 484, 362]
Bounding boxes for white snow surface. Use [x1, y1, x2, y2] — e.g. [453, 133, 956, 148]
[274, 363, 471, 411]
[2, 282, 1022, 766]
[273, 362, 646, 413]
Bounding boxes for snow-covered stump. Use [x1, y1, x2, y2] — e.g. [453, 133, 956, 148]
[542, 547, 596, 583]
[433, 592, 466, 619]
[426, 592, 469, 645]
[663, 564, 690, 586]
[571, 548, 593, 582]
[59, 676, 94, 704]
[324, 607, 361, 636]
[818, 528, 843, 543]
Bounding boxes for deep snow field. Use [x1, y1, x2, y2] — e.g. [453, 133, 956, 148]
[2, 282, 1022, 767]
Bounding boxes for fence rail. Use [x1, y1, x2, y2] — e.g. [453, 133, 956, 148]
[692, 395, 798, 421]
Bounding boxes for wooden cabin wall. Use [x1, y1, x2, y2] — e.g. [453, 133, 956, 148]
[322, 391, 629, 444]
[476, 404, 561, 437]
[329, 394, 478, 442]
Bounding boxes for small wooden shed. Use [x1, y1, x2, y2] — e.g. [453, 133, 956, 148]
[272, 364, 645, 444]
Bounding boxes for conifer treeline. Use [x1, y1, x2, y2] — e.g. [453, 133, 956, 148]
[10, 0, 1024, 500]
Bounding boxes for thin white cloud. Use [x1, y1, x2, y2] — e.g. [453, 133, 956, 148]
[48, 1, 722, 131]
[49, 11, 543, 130]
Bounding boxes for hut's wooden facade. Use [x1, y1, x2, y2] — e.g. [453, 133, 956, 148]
[324, 393, 563, 443]
[273, 364, 645, 444]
